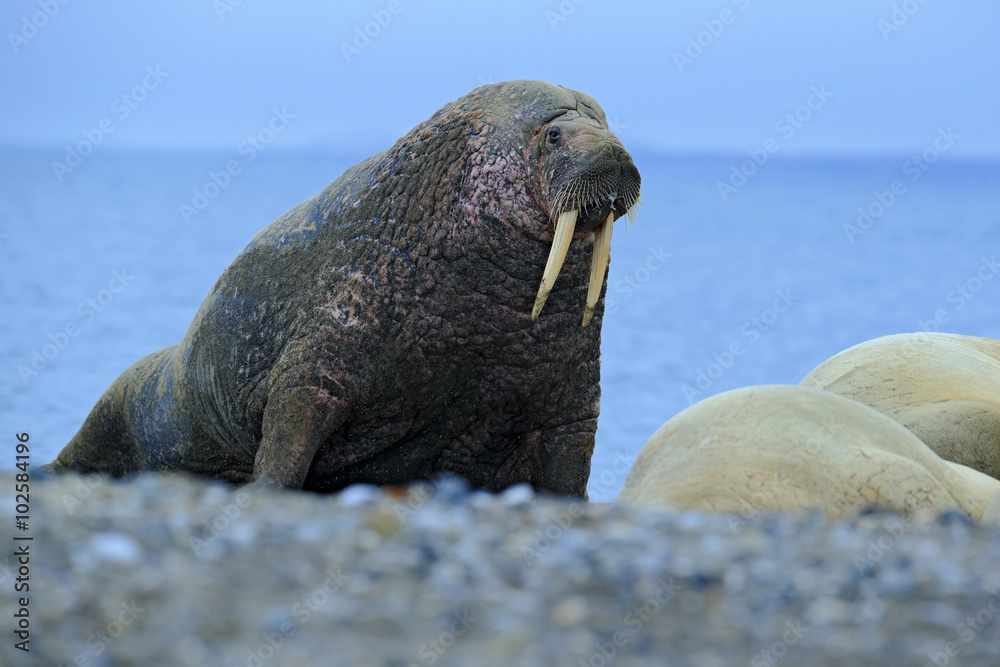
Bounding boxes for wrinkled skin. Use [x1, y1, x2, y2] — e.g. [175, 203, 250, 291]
[47, 80, 641, 498]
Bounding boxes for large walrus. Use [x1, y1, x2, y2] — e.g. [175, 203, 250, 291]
[45, 80, 641, 497]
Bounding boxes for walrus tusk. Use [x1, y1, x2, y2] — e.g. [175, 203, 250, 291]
[582, 211, 615, 327]
[532, 209, 579, 320]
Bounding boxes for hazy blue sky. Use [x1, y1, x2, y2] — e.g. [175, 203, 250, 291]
[2, 0, 998, 158]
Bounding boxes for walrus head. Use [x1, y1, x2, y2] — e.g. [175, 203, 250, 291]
[463, 81, 641, 326]
[528, 95, 641, 326]
[405, 80, 641, 327]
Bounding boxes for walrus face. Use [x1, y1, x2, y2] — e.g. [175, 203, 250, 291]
[529, 107, 641, 326]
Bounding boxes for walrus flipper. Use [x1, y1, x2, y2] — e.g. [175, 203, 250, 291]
[251, 385, 350, 490]
[538, 421, 596, 499]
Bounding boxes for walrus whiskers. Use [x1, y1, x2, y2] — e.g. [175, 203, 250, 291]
[532, 146, 641, 324]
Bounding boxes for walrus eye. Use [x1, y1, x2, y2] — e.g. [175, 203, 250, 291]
[547, 127, 561, 144]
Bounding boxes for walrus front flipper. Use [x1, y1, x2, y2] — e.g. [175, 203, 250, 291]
[537, 420, 597, 500]
[252, 385, 349, 490]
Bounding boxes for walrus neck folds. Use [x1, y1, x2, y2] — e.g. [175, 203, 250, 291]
[360, 104, 581, 328]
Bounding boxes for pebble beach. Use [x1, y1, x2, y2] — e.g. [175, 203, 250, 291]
[4, 472, 1000, 667]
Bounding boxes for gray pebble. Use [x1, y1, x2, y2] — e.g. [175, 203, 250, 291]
[88, 531, 142, 564]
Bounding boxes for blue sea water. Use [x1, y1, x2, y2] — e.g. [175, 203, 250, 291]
[1, 148, 998, 501]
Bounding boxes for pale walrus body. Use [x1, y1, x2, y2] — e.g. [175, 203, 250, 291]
[617, 385, 999, 520]
[800, 332, 1000, 480]
[48, 80, 641, 496]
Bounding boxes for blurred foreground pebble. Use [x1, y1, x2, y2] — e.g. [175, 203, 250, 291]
[2, 472, 1000, 666]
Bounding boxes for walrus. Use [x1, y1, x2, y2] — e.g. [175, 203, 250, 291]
[617, 385, 999, 520]
[45, 80, 641, 497]
[800, 332, 1000, 480]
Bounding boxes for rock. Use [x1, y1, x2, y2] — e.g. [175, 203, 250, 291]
[88, 532, 143, 564]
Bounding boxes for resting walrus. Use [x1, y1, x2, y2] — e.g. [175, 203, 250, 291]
[45, 80, 641, 497]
